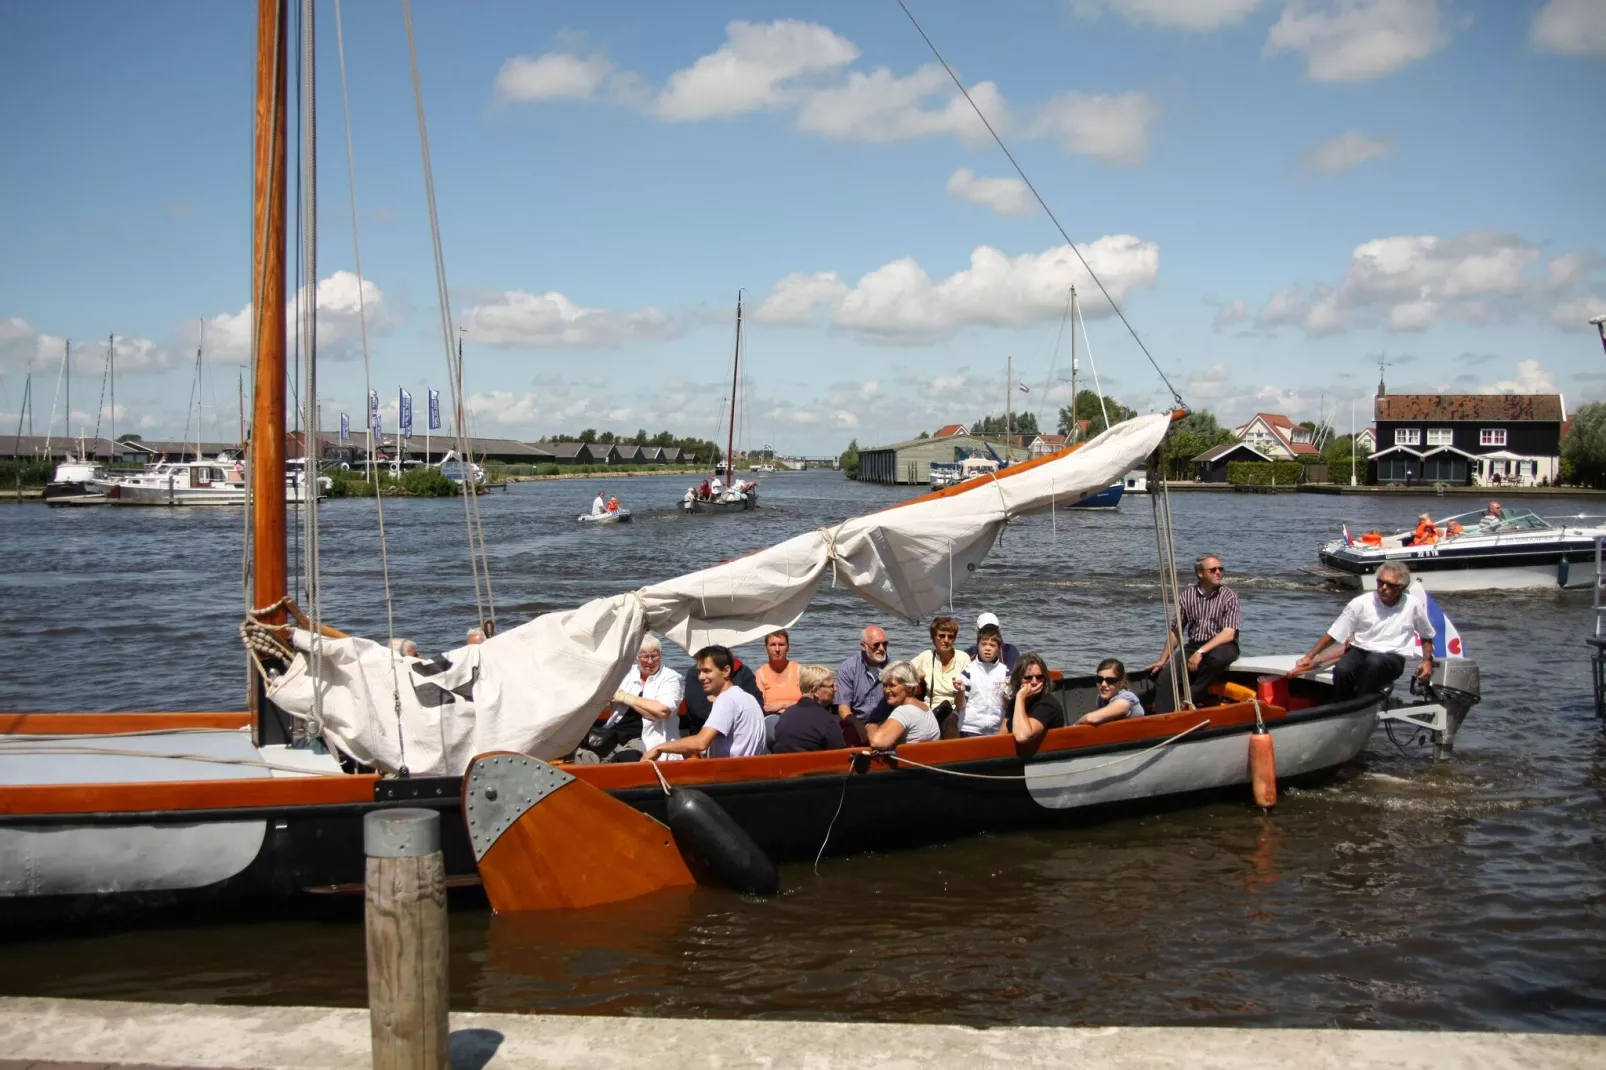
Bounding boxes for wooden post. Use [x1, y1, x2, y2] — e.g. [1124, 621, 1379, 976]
[364, 808, 449, 1070]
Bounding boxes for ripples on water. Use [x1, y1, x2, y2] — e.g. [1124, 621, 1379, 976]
[2, 475, 1604, 1031]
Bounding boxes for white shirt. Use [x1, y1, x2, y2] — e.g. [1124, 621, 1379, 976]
[958, 658, 1009, 735]
[705, 686, 766, 758]
[612, 664, 686, 758]
[1328, 589, 1436, 656]
[591, 494, 606, 516]
[710, 476, 724, 496]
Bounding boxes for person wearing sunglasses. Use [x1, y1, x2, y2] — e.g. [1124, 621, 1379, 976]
[1075, 659, 1145, 727]
[835, 624, 894, 745]
[1291, 561, 1435, 701]
[1002, 653, 1062, 756]
[1147, 553, 1240, 713]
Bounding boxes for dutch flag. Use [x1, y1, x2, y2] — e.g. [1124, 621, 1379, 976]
[1342, 523, 1354, 547]
[1413, 586, 1465, 658]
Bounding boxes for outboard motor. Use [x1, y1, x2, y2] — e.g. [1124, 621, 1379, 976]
[1424, 658, 1481, 760]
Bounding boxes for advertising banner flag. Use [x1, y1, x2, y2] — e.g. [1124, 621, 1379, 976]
[428, 389, 441, 430]
[367, 389, 379, 432]
[339, 412, 350, 441]
[400, 389, 414, 440]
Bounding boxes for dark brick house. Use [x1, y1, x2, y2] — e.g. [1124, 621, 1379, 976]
[1370, 388, 1564, 486]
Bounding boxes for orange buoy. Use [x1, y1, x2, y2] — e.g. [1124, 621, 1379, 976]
[1249, 725, 1277, 808]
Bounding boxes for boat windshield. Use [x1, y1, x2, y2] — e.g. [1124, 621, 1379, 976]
[1406, 506, 1553, 536]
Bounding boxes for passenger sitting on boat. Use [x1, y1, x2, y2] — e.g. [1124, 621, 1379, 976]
[836, 625, 894, 744]
[591, 490, 607, 516]
[912, 615, 970, 718]
[681, 651, 764, 734]
[1409, 513, 1439, 545]
[770, 664, 844, 754]
[954, 623, 1009, 736]
[965, 611, 1021, 671]
[1076, 659, 1144, 727]
[711, 474, 725, 499]
[645, 645, 767, 760]
[1290, 562, 1435, 702]
[684, 487, 695, 504]
[866, 661, 942, 748]
[1146, 554, 1240, 713]
[605, 633, 686, 763]
[1003, 653, 1063, 757]
[698, 480, 711, 501]
[1445, 520, 1464, 538]
[756, 629, 802, 713]
[388, 637, 419, 658]
[607, 496, 620, 513]
[1480, 501, 1503, 531]
[466, 627, 485, 645]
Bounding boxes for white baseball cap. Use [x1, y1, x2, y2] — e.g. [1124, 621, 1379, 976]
[976, 612, 1001, 630]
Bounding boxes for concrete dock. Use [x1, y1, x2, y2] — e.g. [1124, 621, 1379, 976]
[0, 997, 1601, 1069]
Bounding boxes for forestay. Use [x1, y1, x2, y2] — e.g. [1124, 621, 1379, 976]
[269, 413, 1173, 775]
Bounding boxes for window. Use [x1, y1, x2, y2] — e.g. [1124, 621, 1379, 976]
[1394, 428, 1421, 446]
[1480, 428, 1507, 446]
[1426, 428, 1453, 446]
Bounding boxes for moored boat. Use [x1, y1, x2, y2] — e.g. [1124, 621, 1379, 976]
[43, 454, 110, 506]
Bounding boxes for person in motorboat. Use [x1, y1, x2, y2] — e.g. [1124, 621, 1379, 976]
[770, 664, 846, 754]
[645, 645, 767, 761]
[1003, 653, 1063, 757]
[1075, 659, 1144, 727]
[964, 611, 1020, 671]
[1290, 561, 1435, 702]
[1147, 554, 1241, 713]
[591, 490, 607, 517]
[1407, 513, 1439, 546]
[607, 495, 620, 513]
[597, 633, 686, 763]
[836, 625, 893, 744]
[681, 650, 763, 734]
[755, 629, 801, 713]
[1479, 501, 1504, 532]
[953, 622, 1009, 736]
[866, 661, 943, 748]
[912, 615, 970, 733]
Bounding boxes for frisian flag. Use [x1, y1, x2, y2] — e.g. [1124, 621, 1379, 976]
[399, 389, 413, 440]
[339, 411, 350, 441]
[1413, 587, 1465, 658]
[428, 389, 441, 430]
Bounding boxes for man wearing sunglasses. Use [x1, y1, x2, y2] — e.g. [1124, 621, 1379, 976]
[1148, 553, 1240, 712]
[1292, 561, 1434, 701]
[835, 625, 894, 743]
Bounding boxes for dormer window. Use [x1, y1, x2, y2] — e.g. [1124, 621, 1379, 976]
[1394, 428, 1421, 446]
[1479, 428, 1507, 446]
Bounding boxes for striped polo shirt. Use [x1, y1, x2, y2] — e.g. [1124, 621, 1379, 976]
[1176, 583, 1241, 645]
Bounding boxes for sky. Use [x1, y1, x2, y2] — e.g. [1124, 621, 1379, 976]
[1, 0, 1603, 455]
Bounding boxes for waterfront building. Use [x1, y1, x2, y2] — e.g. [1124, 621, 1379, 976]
[1370, 387, 1564, 486]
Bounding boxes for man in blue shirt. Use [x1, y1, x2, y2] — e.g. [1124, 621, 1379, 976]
[835, 625, 892, 743]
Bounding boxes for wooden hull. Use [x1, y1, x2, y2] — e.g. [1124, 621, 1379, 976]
[681, 493, 756, 514]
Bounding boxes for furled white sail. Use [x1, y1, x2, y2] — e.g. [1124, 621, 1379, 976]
[269, 413, 1173, 774]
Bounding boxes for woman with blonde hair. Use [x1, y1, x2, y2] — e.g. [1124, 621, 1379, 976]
[770, 663, 845, 753]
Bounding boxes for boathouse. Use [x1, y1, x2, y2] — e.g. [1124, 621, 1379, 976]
[1370, 388, 1563, 487]
[1191, 441, 1275, 483]
[856, 433, 1029, 485]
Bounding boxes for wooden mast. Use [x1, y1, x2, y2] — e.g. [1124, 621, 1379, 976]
[250, 0, 288, 622]
[724, 292, 741, 484]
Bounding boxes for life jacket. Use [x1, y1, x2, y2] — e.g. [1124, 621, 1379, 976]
[1413, 521, 1438, 545]
[1361, 530, 1383, 546]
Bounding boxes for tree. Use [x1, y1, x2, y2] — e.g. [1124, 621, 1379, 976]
[578, 428, 597, 444]
[839, 438, 860, 479]
[970, 412, 1040, 436]
[597, 430, 616, 444]
[1161, 410, 1236, 480]
[1058, 390, 1134, 438]
[917, 430, 931, 439]
[633, 428, 648, 445]
[1563, 403, 1606, 488]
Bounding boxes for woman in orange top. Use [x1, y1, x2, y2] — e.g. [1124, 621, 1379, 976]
[755, 629, 802, 713]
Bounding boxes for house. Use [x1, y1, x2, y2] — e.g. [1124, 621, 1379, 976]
[1353, 427, 1376, 455]
[1191, 441, 1276, 483]
[1233, 413, 1320, 460]
[613, 444, 644, 464]
[933, 423, 968, 439]
[856, 433, 1029, 485]
[1370, 389, 1564, 486]
[1028, 433, 1068, 458]
[531, 442, 602, 465]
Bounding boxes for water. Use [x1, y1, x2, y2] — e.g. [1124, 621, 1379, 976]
[2, 474, 1604, 1031]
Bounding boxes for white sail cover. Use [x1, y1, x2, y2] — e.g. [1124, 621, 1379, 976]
[269, 413, 1172, 774]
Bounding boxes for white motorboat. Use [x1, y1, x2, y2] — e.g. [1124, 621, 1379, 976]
[103, 457, 326, 506]
[1122, 468, 1149, 493]
[436, 450, 485, 486]
[44, 454, 111, 506]
[1310, 505, 1606, 591]
[578, 508, 632, 524]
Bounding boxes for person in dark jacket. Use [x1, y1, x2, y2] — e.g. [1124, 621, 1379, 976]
[682, 652, 764, 734]
[771, 664, 847, 753]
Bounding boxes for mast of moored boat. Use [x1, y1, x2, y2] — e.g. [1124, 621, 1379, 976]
[724, 292, 742, 484]
[1068, 286, 1077, 442]
[248, 0, 289, 740]
[108, 333, 115, 458]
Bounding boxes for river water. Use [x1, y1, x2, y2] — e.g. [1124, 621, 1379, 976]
[1, 472, 1603, 1032]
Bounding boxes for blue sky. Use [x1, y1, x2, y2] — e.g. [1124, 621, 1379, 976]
[2, 0, 1603, 454]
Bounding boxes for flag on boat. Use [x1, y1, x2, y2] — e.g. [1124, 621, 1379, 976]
[1342, 523, 1354, 546]
[399, 389, 413, 440]
[367, 389, 379, 432]
[339, 412, 349, 441]
[1413, 587, 1464, 658]
[1018, 382, 1030, 393]
[428, 388, 441, 430]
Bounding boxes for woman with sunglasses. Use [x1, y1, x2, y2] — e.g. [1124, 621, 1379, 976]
[1075, 659, 1144, 727]
[1002, 653, 1062, 755]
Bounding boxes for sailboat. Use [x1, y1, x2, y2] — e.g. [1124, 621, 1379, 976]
[1061, 286, 1125, 510]
[0, 1, 1479, 922]
[42, 340, 113, 507]
[681, 293, 757, 514]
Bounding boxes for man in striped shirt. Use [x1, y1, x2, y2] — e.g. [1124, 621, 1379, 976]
[1147, 554, 1241, 713]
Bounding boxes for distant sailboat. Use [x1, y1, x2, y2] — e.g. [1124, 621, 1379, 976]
[682, 292, 758, 514]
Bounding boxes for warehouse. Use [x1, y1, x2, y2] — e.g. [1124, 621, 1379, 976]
[856, 434, 1029, 485]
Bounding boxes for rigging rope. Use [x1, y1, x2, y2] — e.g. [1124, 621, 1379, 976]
[894, 0, 1183, 408]
[401, 0, 494, 628]
[92, 340, 110, 446]
[298, 0, 326, 743]
[335, 0, 406, 774]
[1076, 297, 1111, 430]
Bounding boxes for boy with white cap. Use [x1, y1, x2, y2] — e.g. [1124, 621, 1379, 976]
[964, 612, 1020, 672]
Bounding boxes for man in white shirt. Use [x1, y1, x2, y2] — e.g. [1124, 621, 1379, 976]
[607, 634, 686, 761]
[710, 474, 725, 500]
[1292, 562, 1435, 701]
[644, 645, 766, 760]
[590, 490, 607, 516]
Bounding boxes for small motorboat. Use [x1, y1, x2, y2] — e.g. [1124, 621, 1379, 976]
[43, 454, 110, 506]
[1309, 506, 1606, 591]
[578, 509, 632, 524]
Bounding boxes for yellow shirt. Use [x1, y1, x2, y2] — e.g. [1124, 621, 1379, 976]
[911, 648, 972, 706]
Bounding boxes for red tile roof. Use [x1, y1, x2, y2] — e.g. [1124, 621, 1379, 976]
[934, 423, 967, 438]
[1375, 394, 1564, 422]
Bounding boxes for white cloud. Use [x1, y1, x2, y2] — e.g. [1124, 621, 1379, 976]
[1530, 0, 1606, 57]
[761, 237, 1160, 344]
[1481, 359, 1557, 395]
[1301, 129, 1394, 173]
[0, 319, 172, 377]
[1071, 0, 1265, 30]
[1026, 91, 1161, 166]
[751, 272, 849, 325]
[945, 168, 1034, 217]
[199, 270, 389, 365]
[655, 20, 859, 120]
[1187, 363, 1233, 400]
[1213, 298, 1249, 328]
[494, 52, 613, 102]
[793, 65, 1006, 146]
[1264, 0, 1450, 83]
[461, 289, 683, 348]
[1550, 296, 1606, 331]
